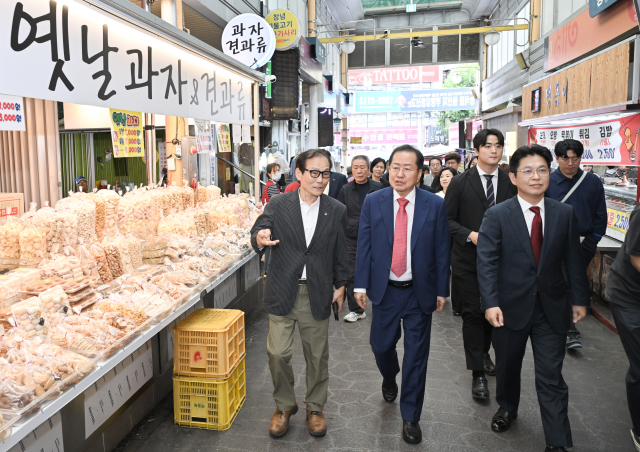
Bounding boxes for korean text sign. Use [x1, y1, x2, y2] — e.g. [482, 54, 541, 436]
[348, 128, 419, 145]
[1, 0, 254, 125]
[222, 14, 276, 68]
[353, 89, 477, 113]
[109, 109, 143, 157]
[528, 114, 640, 165]
[266, 9, 300, 50]
[0, 94, 25, 131]
[195, 120, 214, 154]
[216, 123, 231, 154]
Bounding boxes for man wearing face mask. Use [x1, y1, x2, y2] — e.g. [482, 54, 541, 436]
[262, 163, 282, 204]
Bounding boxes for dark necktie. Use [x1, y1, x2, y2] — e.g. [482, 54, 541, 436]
[484, 174, 495, 207]
[530, 206, 543, 268]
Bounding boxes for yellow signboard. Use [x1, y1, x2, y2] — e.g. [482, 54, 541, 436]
[607, 208, 630, 234]
[350, 137, 362, 144]
[266, 9, 300, 50]
[216, 123, 232, 154]
[109, 109, 144, 158]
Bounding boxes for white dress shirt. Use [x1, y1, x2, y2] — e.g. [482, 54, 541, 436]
[516, 195, 545, 237]
[355, 187, 416, 293]
[323, 179, 330, 196]
[476, 164, 499, 196]
[299, 192, 321, 279]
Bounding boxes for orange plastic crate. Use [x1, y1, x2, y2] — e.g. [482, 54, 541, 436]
[173, 309, 245, 378]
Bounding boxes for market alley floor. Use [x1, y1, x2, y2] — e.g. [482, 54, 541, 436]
[115, 299, 632, 452]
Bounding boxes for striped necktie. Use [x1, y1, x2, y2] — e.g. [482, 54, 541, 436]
[484, 174, 495, 207]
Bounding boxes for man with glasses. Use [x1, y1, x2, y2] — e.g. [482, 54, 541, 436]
[478, 145, 589, 452]
[251, 149, 349, 439]
[428, 157, 443, 188]
[354, 145, 450, 444]
[546, 139, 607, 350]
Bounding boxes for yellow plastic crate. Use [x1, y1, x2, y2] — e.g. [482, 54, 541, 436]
[173, 359, 246, 431]
[174, 309, 245, 378]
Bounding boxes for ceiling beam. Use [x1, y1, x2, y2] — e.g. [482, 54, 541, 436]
[363, 0, 462, 14]
[318, 24, 528, 43]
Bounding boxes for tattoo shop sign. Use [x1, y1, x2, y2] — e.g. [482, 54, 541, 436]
[222, 14, 276, 69]
[527, 113, 640, 165]
[1, 0, 256, 125]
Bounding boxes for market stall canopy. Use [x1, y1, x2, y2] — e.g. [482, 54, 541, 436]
[423, 144, 455, 157]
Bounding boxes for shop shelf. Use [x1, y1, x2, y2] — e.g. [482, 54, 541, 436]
[173, 309, 245, 379]
[173, 358, 246, 431]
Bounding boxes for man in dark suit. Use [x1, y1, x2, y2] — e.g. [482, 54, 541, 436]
[477, 145, 589, 452]
[354, 145, 450, 444]
[446, 129, 517, 400]
[251, 149, 349, 439]
[337, 155, 383, 323]
[328, 170, 348, 199]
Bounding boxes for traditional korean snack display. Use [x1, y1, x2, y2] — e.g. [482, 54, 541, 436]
[98, 189, 120, 236]
[102, 238, 126, 278]
[19, 207, 47, 260]
[10, 297, 50, 339]
[38, 286, 71, 319]
[0, 216, 21, 259]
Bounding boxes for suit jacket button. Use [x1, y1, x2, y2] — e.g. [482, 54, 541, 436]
[531, 293, 536, 298]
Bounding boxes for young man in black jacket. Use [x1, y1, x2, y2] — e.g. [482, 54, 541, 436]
[338, 155, 383, 322]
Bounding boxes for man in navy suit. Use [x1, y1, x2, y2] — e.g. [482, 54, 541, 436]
[477, 145, 589, 452]
[354, 145, 451, 444]
[328, 170, 348, 200]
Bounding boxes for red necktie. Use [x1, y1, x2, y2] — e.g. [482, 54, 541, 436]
[391, 198, 409, 278]
[530, 206, 543, 268]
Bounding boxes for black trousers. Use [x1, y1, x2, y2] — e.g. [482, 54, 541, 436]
[610, 303, 640, 433]
[568, 236, 598, 334]
[493, 297, 572, 448]
[346, 236, 363, 314]
[452, 267, 492, 371]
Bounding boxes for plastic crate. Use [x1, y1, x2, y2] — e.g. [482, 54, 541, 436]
[173, 358, 246, 430]
[174, 309, 245, 378]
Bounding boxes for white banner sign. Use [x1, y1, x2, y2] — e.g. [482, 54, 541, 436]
[195, 120, 214, 154]
[9, 412, 64, 452]
[0, 94, 26, 131]
[1, 0, 254, 125]
[222, 14, 276, 69]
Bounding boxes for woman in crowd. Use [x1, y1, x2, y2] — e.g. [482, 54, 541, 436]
[433, 167, 458, 198]
[468, 156, 478, 169]
[261, 162, 281, 204]
[370, 157, 390, 187]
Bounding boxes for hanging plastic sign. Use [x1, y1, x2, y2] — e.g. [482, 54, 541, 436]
[1, 0, 255, 125]
[0, 94, 25, 131]
[109, 109, 144, 157]
[266, 9, 301, 50]
[216, 123, 232, 153]
[222, 14, 276, 68]
[195, 120, 214, 154]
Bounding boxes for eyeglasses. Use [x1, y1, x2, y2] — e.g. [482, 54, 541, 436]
[558, 156, 580, 163]
[303, 169, 332, 179]
[390, 166, 417, 175]
[518, 168, 550, 177]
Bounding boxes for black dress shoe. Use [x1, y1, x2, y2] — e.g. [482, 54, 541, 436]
[472, 376, 490, 400]
[402, 420, 422, 444]
[544, 447, 569, 452]
[484, 353, 496, 376]
[453, 311, 462, 317]
[381, 379, 398, 403]
[491, 408, 518, 432]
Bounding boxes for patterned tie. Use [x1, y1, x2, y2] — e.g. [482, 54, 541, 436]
[484, 174, 495, 207]
[391, 198, 409, 278]
[530, 206, 543, 268]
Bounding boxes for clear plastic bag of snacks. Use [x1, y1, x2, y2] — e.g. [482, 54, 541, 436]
[38, 285, 71, 319]
[97, 189, 120, 236]
[125, 234, 142, 270]
[0, 216, 22, 259]
[206, 185, 221, 200]
[10, 297, 50, 339]
[75, 242, 102, 282]
[181, 186, 194, 210]
[90, 242, 114, 283]
[102, 238, 126, 278]
[192, 209, 208, 236]
[19, 205, 47, 260]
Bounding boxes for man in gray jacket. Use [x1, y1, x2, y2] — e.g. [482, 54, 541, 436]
[251, 149, 349, 439]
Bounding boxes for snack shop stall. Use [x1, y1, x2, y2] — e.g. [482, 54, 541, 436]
[0, 0, 266, 450]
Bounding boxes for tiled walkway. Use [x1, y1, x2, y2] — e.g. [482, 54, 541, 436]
[116, 299, 633, 452]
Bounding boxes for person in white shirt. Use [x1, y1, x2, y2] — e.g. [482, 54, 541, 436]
[353, 145, 451, 444]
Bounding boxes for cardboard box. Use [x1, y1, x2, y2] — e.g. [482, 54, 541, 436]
[0, 193, 24, 219]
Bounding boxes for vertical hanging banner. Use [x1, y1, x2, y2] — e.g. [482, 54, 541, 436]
[109, 109, 144, 157]
[0, 94, 25, 131]
[0, 0, 256, 125]
[221, 14, 276, 68]
[216, 123, 232, 153]
[528, 114, 640, 165]
[242, 124, 251, 143]
[195, 120, 214, 154]
[265, 10, 301, 50]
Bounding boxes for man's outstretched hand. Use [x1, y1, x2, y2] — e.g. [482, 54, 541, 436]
[256, 229, 279, 248]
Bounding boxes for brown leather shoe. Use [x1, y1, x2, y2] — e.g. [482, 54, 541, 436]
[269, 405, 298, 438]
[306, 409, 327, 437]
